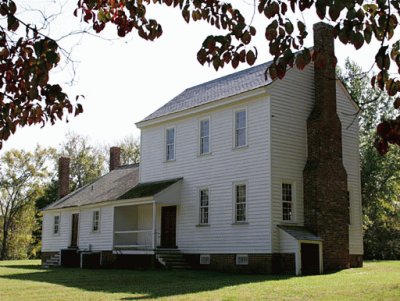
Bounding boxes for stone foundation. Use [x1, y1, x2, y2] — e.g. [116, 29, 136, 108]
[349, 254, 363, 268]
[41, 251, 59, 265]
[184, 253, 295, 274]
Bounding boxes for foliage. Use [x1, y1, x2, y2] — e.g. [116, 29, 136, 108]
[59, 132, 106, 190]
[0, 0, 83, 149]
[1, 0, 400, 151]
[0, 147, 50, 259]
[1, 260, 400, 300]
[339, 59, 400, 259]
[115, 135, 140, 165]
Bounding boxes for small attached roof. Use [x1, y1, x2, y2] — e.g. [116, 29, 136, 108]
[118, 178, 183, 200]
[44, 164, 139, 211]
[278, 225, 322, 241]
[139, 61, 273, 123]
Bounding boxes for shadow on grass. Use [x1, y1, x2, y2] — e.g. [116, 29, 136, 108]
[0, 265, 293, 300]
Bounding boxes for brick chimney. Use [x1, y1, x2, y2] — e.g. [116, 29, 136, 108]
[58, 157, 70, 199]
[303, 22, 350, 271]
[109, 146, 121, 171]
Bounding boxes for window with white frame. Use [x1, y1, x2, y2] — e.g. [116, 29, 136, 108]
[282, 183, 293, 221]
[200, 118, 210, 154]
[235, 184, 247, 222]
[199, 189, 209, 224]
[235, 109, 247, 147]
[53, 215, 60, 235]
[92, 210, 100, 232]
[166, 128, 175, 161]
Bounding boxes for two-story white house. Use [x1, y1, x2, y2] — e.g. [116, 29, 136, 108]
[41, 23, 363, 275]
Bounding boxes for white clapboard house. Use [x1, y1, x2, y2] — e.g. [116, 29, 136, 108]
[41, 23, 363, 275]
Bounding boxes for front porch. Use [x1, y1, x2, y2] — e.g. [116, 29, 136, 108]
[112, 178, 182, 254]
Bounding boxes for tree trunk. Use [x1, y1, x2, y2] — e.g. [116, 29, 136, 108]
[1, 220, 9, 260]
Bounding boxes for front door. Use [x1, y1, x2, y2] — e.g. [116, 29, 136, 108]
[161, 206, 177, 248]
[70, 213, 79, 248]
[301, 243, 320, 275]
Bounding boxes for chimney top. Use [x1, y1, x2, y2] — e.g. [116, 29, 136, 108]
[109, 146, 121, 171]
[58, 157, 70, 199]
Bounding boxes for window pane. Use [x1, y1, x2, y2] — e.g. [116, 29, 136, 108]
[200, 189, 209, 224]
[200, 120, 209, 137]
[235, 184, 246, 222]
[235, 111, 246, 147]
[201, 137, 209, 154]
[235, 111, 246, 129]
[200, 120, 210, 154]
[282, 202, 292, 221]
[54, 216, 60, 234]
[166, 128, 174, 144]
[282, 183, 293, 221]
[236, 129, 246, 147]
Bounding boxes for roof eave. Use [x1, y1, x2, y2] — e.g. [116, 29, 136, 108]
[136, 86, 271, 128]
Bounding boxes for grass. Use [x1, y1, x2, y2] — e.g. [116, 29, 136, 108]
[0, 260, 399, 301]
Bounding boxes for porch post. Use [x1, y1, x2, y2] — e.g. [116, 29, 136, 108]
[152, 201, 156, 250]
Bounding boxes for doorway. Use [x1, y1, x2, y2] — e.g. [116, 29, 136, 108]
[301, 243, 320, 275]
[70, 213, 79, 248]
[161, 206, 177, 248]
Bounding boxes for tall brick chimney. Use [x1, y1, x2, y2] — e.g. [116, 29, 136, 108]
[303, 22, 350, 271]
[109, 146, 121, 171]
[58, 157, 70, 199]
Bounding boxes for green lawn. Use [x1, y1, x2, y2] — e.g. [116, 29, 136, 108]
[0, 260, 399, 301]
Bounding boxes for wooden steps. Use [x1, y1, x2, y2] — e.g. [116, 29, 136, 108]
[42, 253, 60, 268]
[156, 249, 191, 270]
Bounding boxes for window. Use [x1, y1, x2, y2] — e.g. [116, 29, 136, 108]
[235, 184, 247, 222]
[53, 215, 60, 235]
[282, 183, 293, 221]
[200, 119, 210, 154]
[235, 110, 247, 147]
[199, 189, 209, 224]
[166, 128, 175, 161]
[92, 210, 100, 232]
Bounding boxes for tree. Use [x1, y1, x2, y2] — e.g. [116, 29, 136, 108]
[59, 132, 106, 190]
[0, 0, 83, 149]
[338, 59, 400, 259]
[0, 147, 50, 259]
[114, 135, 140, 165]
[1, 0, 400, 152]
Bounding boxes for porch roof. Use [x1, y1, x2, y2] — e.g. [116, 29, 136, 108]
[117, 178, 183, 201]
[277, 225, 322, 241]
[43, 164, 139, 211]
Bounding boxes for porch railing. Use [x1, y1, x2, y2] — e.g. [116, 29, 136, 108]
[113, 229, 153, 250]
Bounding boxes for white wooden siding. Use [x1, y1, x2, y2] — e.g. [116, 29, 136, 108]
[140, 93, 271, 253]
[269, 65, 314, 253]
[42, 205, 114, 252]
[42, 211, 73, 252]
[279, 230, 297, 253]
[78, 206, 114, 251]
[336, 85, 364, 255]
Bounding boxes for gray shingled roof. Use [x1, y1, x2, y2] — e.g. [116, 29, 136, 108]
[278, 225, 322, 241]
[141, 62, 273, 122]
[118, 178, 183, 200]
[44, 164, 139, 210]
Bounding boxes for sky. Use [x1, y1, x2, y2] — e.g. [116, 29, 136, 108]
[1, 1, 381, 153]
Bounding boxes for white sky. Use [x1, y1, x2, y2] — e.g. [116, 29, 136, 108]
[1, 1, 378, 153]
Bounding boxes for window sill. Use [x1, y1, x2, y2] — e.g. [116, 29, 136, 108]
[198, 152, 212, 157]
[232, 222, 248, 225]
[232, 144, 249, 151]
[196, 224, 210, 227]
[280, 220, 298, 225]
[164, 159, 176, 163]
